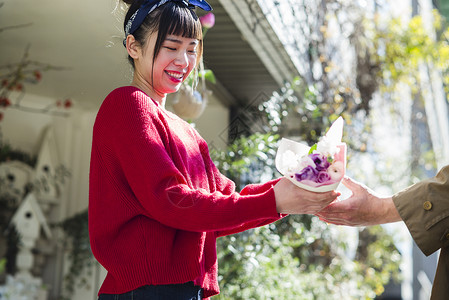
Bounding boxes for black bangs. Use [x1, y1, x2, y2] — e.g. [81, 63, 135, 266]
[152, 2, 203, 62]
[165, 4, 202, 39]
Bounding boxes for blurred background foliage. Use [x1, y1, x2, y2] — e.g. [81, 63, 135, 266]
[211, 113, 402, 299]
[210, 1, 449, 298]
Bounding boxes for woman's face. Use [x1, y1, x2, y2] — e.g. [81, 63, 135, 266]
[133, 32, 199, 101]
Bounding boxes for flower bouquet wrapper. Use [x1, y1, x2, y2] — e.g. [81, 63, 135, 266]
[275, 117, 346, 192]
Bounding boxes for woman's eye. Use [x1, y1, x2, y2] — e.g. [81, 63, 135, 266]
[164, 46, 176, 51]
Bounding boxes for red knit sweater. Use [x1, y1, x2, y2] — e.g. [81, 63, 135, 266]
[89, 86, 282, 298]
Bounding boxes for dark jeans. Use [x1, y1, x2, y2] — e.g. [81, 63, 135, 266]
[98, 282, 202, 300]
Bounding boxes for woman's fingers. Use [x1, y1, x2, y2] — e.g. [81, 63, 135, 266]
[274, 177, 342, 214]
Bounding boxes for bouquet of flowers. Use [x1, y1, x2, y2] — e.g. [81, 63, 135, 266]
[275, 117, 346, 192]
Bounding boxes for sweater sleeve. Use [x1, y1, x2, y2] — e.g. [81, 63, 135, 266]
[216, 178, 287, 237]
[392, 165, 449, 256]
[98, 89, 280, 233]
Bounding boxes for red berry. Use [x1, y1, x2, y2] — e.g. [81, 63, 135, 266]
[0, 97, 11, 108]
[34, 70, 42, 81]
[64, 99, 72, 108]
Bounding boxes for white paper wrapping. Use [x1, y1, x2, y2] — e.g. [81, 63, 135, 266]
[275, 117, 347, 192]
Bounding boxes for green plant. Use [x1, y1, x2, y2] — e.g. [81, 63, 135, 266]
[211, 132, 278, 189]
[58, 209, 92, 299]
[368, 11, 449, 100]
[0, 258, 6, 275]
[209, 18, 406, 293]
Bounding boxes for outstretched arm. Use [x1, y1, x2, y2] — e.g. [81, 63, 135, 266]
[318, 167, 449, 257]
[217, 178, 340, 237]
[315, 177, 401, 226]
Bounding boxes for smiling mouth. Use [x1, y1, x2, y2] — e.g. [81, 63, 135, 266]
[165, 71, 184, 81]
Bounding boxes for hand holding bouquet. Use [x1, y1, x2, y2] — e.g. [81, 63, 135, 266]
[275, 117, 346, 192]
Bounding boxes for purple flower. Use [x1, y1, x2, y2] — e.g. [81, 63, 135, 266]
[316, 171, 331, 183]
[295, 166, 318, 182]
[309, 153, 330, 171]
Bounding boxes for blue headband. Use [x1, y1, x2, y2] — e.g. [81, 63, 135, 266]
[124, 0, 212, 40]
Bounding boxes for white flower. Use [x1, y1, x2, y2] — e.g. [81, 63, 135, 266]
[328, 161, 344, 181]
[316, 135, 340, 157]
[0, 275, 40, 300]
[281, 150, 299, 173]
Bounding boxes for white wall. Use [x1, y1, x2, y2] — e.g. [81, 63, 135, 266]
[192, 95, 229, 151]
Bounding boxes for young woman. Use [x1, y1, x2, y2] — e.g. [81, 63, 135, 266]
[88, 1, 340, 299]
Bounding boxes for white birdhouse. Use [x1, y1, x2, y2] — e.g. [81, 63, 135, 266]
[11, 193, 52, 245]
[11, 193, 52, 279]
[35, 125, 61, 202]
[0, 161, 35, 200]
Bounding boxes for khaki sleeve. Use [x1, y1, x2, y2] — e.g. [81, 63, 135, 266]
[392, 166, 449, 256]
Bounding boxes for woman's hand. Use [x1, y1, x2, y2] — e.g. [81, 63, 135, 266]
[315, 177, 402, 226]
[273, 178, 340, 214]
